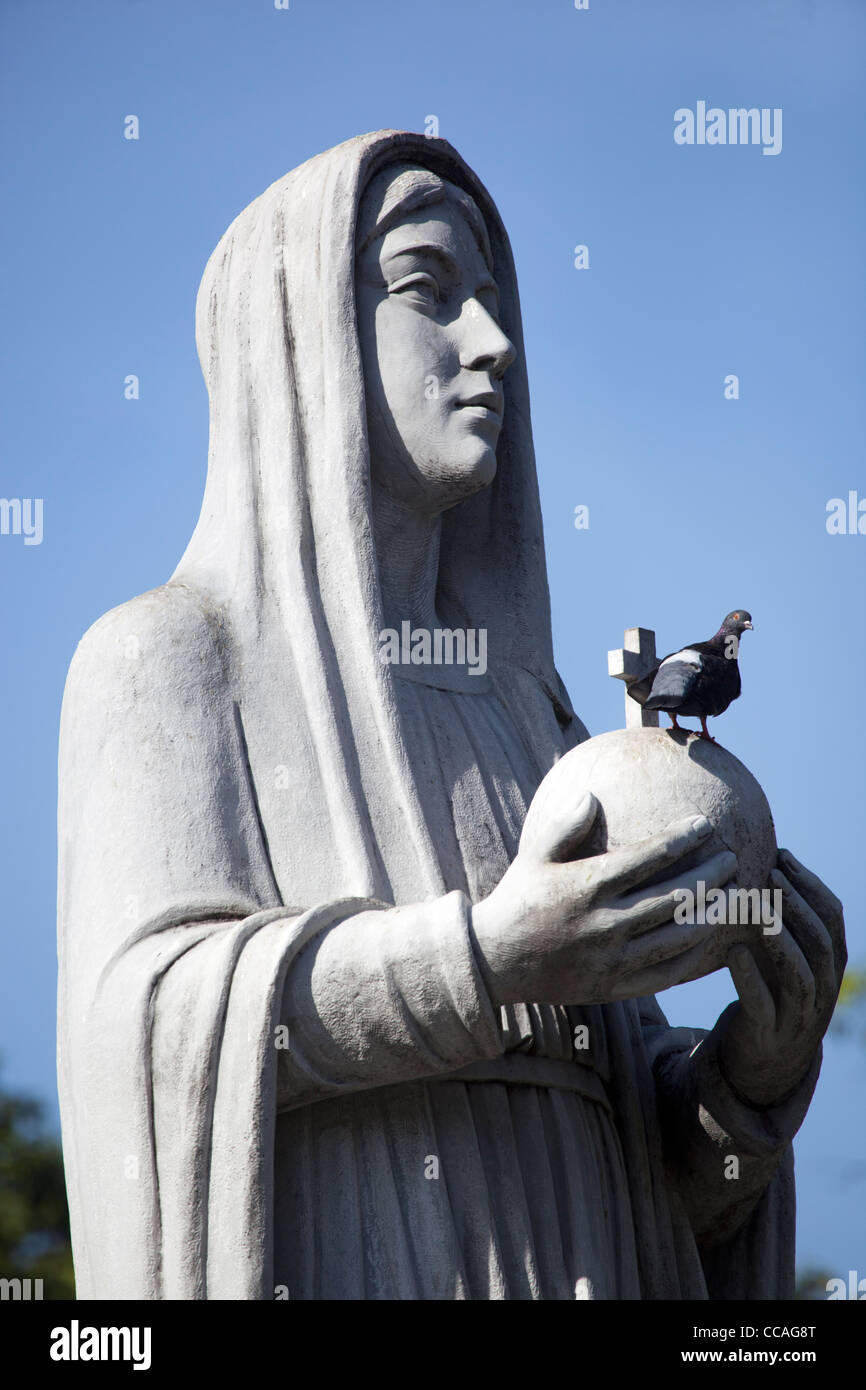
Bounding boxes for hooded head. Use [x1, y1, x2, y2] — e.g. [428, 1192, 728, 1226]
[174, 130, 580, 903]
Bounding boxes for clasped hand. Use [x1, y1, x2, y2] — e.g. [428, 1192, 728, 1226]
[471, 789, 845, 1108]
[469, 795, 845, 1106]
[714, 851, 846, 1107]
[471, 790, 738, 1006]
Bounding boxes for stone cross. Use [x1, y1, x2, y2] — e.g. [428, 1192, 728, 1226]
[607, 627, 659, 729]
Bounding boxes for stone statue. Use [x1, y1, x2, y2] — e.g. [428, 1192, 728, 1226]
[57, 130, 845, 1300]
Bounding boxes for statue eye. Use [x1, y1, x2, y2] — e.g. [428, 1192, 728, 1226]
[389, 272, 441, 304]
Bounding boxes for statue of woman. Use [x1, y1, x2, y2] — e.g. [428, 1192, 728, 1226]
[57, 130, 844, 1300]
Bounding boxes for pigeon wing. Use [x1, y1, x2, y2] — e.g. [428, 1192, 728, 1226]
[626, 662, 661, 706]
[643, 648, 704, 711]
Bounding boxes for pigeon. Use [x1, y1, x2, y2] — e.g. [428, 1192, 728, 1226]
[627, 610, 753, 742]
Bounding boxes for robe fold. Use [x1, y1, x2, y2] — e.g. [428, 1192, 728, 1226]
[57, 130, 817, 1300]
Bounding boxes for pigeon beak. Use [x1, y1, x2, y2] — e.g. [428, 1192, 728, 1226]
[743, 621, 753, 630]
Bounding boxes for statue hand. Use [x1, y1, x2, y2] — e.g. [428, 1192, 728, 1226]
[714, 850, 846, 1108]
[470, 791, 738, 1007]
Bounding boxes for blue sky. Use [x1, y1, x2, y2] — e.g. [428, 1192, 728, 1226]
[1, 0, 863, 1280]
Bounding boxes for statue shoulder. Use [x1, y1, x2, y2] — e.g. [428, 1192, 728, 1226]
[62, 581, 231, 718]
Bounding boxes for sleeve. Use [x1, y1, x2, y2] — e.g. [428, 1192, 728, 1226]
[58, 584, 294, 1298]
[275, 891, 505, 1110]
[638, 995, 819, 1251]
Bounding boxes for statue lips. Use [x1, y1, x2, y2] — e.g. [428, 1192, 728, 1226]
[455, 390, 503, 421]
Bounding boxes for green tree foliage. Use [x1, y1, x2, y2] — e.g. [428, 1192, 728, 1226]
[831, 965, 866, 1043]
[0, 1068, 74, 1299]
[794, 1266, 833, 1300]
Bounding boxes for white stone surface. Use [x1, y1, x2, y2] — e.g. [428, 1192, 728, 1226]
[524, 728, 776, 890]
[56, 131, 836, 1303]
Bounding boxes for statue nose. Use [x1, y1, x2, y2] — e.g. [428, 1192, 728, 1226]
[458, 303, 516, 377]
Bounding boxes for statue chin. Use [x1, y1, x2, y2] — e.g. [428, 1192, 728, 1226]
[397, 445, 498, 516]
[460, 448, 497, 498]
[440, 436, 499, 505]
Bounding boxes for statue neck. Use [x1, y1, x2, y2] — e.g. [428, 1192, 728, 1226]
[373, 484, 443, 635]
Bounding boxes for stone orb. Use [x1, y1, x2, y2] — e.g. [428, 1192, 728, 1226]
[521, 728, 777, 895]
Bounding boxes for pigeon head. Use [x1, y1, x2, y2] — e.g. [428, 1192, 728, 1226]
[720, 610, 753, 637]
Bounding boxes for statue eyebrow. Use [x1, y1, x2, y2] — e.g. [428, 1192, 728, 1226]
[381, 242, 460, 274]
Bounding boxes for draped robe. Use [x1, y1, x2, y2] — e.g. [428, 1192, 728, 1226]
[57, 130, 819, 1300]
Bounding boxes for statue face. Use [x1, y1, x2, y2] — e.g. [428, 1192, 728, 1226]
[356, 193, 516, 514]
